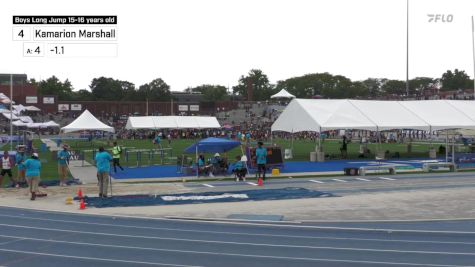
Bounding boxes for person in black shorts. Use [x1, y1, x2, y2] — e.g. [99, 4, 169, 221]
[0, 151, 14, 187]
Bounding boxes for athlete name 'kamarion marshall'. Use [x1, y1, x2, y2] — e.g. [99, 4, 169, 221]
[35, 29, 115, 39]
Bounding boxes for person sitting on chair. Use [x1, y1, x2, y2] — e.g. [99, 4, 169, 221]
[211, 153, 223, 175]
[198, 154, 212, 177]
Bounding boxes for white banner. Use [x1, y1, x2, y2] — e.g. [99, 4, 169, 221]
[58, 104, 69, 111]
[178, 105, 188, 111]
[25, 96, 38, 104]
[70, 104, 82, 111]
[161, 194, 248, 201]
[189, 105, 199, 111]
[43, 97, 55, 104]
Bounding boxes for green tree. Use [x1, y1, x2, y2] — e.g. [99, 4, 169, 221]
[381, 79, 406, 95]
[233, 69, 274, 101]
[137, 78, 171, 101]
[361, 78, 384, 97]
[71, 89, 95, 101]
[38, 76, 74, 100]
[186, 84, 229, 102]
[90, 77, 137, 101]
[409, 77, 437, 95]
[440, 69, 472, 91]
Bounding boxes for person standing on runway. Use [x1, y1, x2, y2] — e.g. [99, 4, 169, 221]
[111, 141, 124, 173]
[15, 145, 26, 188]
[95, 146, 112, 198]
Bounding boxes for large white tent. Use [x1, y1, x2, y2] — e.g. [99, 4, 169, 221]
[271, 89, 296, 99]
[60, 109, 114, 133]
[125, 116, 221, 130]
[272, 99, 475, 133]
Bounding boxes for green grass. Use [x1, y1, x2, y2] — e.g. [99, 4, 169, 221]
[0, 137, 445, 186]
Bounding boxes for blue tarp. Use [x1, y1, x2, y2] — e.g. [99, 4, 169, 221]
[184, 137, 241, 154]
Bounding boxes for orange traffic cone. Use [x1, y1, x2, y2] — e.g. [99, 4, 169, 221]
[257, 177, 263, 186]
[79, 199, 86, 210]
[77, 188, 83, 199]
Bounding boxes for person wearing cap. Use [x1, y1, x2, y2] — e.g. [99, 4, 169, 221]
[255, 141, 268, 181]
[15, 145, 26, 188]
[153, 132, 162, 149]
[95, 146, 112, 198]
[0, 151, 15, 188]
[24, 153, 41, 200]
[210, 153, 221, 176]
[57, 144, 71, 186]
[111, 141, 124, 173]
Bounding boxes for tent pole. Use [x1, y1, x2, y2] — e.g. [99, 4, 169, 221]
[445, 130, 448, 162]
[10, 74, 13, 152]
[196, 144, 199, 180]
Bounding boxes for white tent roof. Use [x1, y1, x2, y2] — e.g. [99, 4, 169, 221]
[12, 120, 29, 127]
[19, 116, 33, 123]
[271, 89, 296, 99]
[24, 105, 41, 112]
[125, 116, 221, 130]
[272, 99, 475, 133]
[2, 112, 19, 120]
[60, 110, 114, 133]
[0, 93, 12, 104]
[44, 120, 60, 127]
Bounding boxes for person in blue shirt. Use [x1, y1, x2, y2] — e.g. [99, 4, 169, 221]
[255, 142, 268, 181]
[153, 133, 162, 149]
[57, 144, 71, 186]
[95, 146, 112, 198]
[232, 155, 247, 182]
[15, 145, 26, 188]
[24, 153, 41, 200]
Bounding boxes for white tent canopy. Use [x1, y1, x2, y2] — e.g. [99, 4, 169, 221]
[272, 99, 475, 133]
[271, 89, 296, 99]
[60, 109, 114, 133]
[125, 116, 221, 130]
[24, 105, 41, 112]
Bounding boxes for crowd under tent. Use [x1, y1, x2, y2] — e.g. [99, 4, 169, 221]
[270, 89, 296, 99]
[60, 109, 114, 133]
[125, 116, 221, 130]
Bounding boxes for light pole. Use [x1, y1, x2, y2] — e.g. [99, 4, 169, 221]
[472, 16, 475, 100]
[406, 0, 410, 97]
[9, 74, 13, 151]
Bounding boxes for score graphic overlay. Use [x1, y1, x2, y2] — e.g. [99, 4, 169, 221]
[12, 16, 118, 57]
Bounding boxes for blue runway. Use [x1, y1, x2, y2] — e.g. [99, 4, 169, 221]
[112, 158, 441, 180]
[0, 207, 474, 267]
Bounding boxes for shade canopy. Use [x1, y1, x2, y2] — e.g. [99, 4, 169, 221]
[271, 99, 475, 133]
[125, 116, 221, 130]
[271, 89, 296, 99]
[60, 109, 114, 133]
[184, 137, 241, 154]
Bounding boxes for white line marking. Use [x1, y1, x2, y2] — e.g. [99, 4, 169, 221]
[332, 179, 347, 183]
[0, 235, 474, 267]
[309, 179, 324, 184]
[356, 178, 371, 182]
[0, 248, 199, 267]
[246, 182, 258, 186]
[201, 184, 214, 188]
[1, 214, 474, 245]
[379, 177, 396, 181]
[0, 227, 473, 256]
[1, 211, 475, 235]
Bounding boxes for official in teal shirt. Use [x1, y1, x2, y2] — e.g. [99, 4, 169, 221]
[24, 153, 41, 200]
[255, 142, 267, 180]
[95, 147, 112, 198]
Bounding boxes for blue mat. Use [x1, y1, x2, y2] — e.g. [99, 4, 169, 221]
[78, 187, 336, 208]
[111, 158, 444, 180]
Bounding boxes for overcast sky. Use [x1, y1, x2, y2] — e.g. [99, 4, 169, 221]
[1, 0, 474, 91]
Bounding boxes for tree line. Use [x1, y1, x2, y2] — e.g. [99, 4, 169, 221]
[30, 68, 474, 102]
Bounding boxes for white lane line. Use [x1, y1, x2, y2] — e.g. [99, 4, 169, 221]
[0, 248, 199, 267]
[0, 238, 26, 246]
[202, 184, 214, 188]
[309, 179, 324, 184]
[0, 227, 473, 257]
[1, 211, 475, 235]
[1, 214, 474, 246]
[379, 177, 396, 181]
[332, 179, 347, 183]
[246, 182, 258, 186]
[0, 238, 472, 267]
[355, 178, 371, 182]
